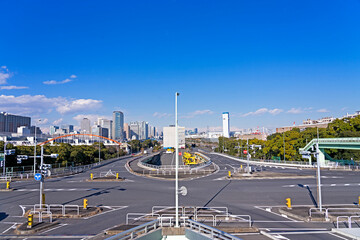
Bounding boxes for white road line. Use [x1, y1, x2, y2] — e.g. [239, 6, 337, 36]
[2, 223, 18, 233]
[331, 184, 336, 186]
[344, 184, 350, 186]
[83, 206, 128, 219]
[42, 223, 68, 233]
[328, 232, 351, 240]
[254, 206, 300, 222]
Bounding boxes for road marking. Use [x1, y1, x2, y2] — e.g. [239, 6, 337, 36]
[328, 232, 351, 240]
[254, 206, 300, 222]
[273, 234, 290, 239]
[283, 183, 360, 188]
[2, 223, 18, 233]
[42, 223, 68, 233]
[83, 206, 128, 219]
[16, 188, 96, 192]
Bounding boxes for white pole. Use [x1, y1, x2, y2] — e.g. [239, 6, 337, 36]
[34, 124, 37, 175]
[175, 92, 179, 228]
[39, 145, 44, 207]
[3, 141, 6, 176]
[316, 128, 322, 211]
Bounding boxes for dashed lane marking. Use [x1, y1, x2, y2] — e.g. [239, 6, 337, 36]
[283, 183, 360, 188]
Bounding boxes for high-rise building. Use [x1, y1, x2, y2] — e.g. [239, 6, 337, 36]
[98, 118, 112, 138]
[81, 118, 91, 134]
[129, 122, 140, 140]
[222, 112, 230, 138]
[0, 112, 31, 133]
[61, 124, 74, 134]
[112, 111, 124, 141]
[124, 123, 130, 140]
[50, 125, 59, 135]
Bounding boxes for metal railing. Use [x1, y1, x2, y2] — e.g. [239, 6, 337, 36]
[310, 207, 360, 221]
[33, 204, 80, 216]
[106, 218, 242, 240]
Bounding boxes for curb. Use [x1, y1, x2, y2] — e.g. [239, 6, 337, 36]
[15, 222, 58, 235]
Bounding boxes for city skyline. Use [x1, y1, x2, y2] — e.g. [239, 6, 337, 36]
[1, 1, 359, 132]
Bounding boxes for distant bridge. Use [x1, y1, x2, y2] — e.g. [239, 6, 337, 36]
[299, 137, 360, 166]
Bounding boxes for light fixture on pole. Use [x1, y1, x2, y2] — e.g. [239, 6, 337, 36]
[175, 92, 179, 228]
[316, 127, 323, 212]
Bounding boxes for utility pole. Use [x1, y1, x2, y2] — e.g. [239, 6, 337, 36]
[175, 92, 179, 228]
[316, 127, 322, 211]
[39, 145, 44, 207]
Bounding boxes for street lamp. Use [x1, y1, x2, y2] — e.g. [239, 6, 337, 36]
[316, 127, 323, 212]
[175, 92, 179, 228]
[283, 128, 286, 162]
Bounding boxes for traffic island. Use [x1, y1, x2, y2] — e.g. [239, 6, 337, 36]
[228, 171, 314, 180]
[24, 206, 102, 219]
[14, 221, 58, 235]
[272, 205, 360, 222]
[86, 177, 125, 182]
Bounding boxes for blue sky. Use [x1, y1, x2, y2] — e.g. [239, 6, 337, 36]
[1, 0, 359, 132]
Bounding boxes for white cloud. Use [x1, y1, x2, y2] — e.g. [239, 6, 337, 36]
[0, 94, 102, 116]
[287, 108, 304, 114]
[70, 74, 77, 78]
[56, 99, 102, 114]
[317, 108, 329, 113]
[181, 109, 214, 119]
[43, 78, 72, 85]
[0, 85, 29, 90]
[0, 66, 10, 84]
[53, 118, 63, 125]
[153, 112, 172, 118]
[242, 108, 283, 117]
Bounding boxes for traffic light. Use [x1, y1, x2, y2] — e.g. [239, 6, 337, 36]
[286, 198, 291, 208]
[83, 198, 88, 209]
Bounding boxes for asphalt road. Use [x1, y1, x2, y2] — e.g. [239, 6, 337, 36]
[0, 151, 359, 240]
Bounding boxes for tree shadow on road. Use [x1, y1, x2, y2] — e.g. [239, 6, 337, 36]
[203, 180, 232, 207]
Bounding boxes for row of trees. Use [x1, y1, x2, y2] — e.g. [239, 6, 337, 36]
[216, 116, 360, 162]
[0, 142, 126, 168]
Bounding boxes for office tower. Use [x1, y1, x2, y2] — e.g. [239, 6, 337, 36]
[222, 112, 230, 138]
[0, 112, 31, 133]
[50, 125, 59, 135]
[98, 118, 112, 138]
[129, 122, 140, 140]
[112, 111, 124, 141]
[61, 124, 74, 134]
[81, 118, 91, 134]
[124, 123, 130, 140]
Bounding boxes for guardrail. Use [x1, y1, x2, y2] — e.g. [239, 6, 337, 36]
[310, 207, 360, 221]
[33, 204, 80, 216]
[106, 218, 242, 240]
[0, 176, 11, 182]
[1, 155, 132, 178]
[186, 219, 242, 240]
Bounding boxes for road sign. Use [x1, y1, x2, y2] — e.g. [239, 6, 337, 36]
[34, 173, 42, 181]
[0, 153, 4, 161]
[243, 150, 248, 154]
[17, 155, 28, 160]
[5, 149, 15, 155]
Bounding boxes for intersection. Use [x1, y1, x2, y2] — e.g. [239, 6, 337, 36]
[0, 151, 359, 239]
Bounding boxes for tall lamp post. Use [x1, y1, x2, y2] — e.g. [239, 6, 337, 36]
[283, 128, 286, 162]
[34, 119, 41, 175]
[316, 127, 323, 211]
[175, 92, 179, 228]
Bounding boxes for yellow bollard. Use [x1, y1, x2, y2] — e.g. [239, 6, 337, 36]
[83, 198, 88, 209]
[116, 173, 119, 180]
[6, 181, 10, 190]
[42, 193, 45, 205]
[228, 171, 231, 177]
[90, 173, 93, 180]
[358, 196, 360, 205]
[286, 198, 291, 208]
[240, 165, 243, 169]
[27, 214, 33, 229]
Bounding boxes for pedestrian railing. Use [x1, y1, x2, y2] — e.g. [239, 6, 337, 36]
[310, 207, 360, 221]
[106, 218, 242, 240]
[33, 204, 80, 216]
